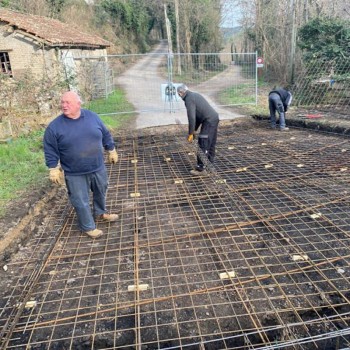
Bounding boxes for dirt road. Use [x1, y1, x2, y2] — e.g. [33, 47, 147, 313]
[117, 41, 244, 129]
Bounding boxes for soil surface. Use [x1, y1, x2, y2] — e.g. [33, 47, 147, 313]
[1, 41, 349, 349]
[0, 116, 349, 349]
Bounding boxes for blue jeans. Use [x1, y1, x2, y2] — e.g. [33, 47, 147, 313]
[269, 93, 286, 129]
[65, 169, 108, 232]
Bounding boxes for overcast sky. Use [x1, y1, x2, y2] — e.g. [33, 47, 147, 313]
[221, 0, 242, 28]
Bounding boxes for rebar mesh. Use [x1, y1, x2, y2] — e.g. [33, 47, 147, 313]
[1, 120, 350, 349]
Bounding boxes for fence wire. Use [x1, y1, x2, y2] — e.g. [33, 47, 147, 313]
[74, 49, 257, 117]
[294, 58, 350, 116]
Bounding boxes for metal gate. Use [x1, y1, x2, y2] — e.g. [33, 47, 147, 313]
[74, 44, 257, 119]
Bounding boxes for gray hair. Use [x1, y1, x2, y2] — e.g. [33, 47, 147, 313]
[177, 84, 188, 95]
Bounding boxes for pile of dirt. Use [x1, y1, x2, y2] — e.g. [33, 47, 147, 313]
[0, 184, 63, 263]
[251, 110, 350, 135]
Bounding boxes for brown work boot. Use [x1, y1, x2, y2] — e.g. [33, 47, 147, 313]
[84, 229, 103, 238]
[190, 168, 207, 176]
[96, 213, 119, 222]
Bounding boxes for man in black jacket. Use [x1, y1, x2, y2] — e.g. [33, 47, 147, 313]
[268, 87, 292, 131]
[177, 84, 219, 175]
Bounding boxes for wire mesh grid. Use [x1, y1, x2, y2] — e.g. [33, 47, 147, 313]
[1, 121, 350, 349]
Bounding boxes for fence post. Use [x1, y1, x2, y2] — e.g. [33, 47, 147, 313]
[255, 51, 258, 106]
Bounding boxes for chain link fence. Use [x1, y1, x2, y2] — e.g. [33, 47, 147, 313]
[293, 59, 349, 116]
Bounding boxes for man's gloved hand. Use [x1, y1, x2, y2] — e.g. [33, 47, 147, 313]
[108, 149, 118, 164]
[49, 166, 63, 185]
[187, 134, 194, 143]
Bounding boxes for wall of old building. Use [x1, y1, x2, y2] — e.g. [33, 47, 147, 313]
[0, 27, 54, 79]
[0, 25, 107, 83]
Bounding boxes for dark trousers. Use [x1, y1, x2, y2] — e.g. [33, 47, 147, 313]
[269, 93, 286, 129]
[197, 119, 219, 168]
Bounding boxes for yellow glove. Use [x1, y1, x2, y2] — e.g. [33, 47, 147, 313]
[187, 134, 194, 143]
[108, 149, 118, 164]
[49, 166, 63, 185]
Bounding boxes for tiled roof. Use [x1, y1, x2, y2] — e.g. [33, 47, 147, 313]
[0, 8, 111, 48]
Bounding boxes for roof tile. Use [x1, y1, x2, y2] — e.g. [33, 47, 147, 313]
[0, 8, 110, 48]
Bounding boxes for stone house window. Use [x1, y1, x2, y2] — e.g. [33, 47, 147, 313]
[0, 52, 13, 77]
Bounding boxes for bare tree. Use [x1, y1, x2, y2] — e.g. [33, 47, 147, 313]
[4, 0, 51, 16]
[229, 0, 348, 84]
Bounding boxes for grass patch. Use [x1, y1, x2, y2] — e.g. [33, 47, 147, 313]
[84, 89, 136, 130]
[218, 81, 271, 116]
[0, 130, 47, 216]
[234, 103, 268, 116]
[0, 88, 134, 218]
[99, 114, 132, 130]
[219, 83, 257, 105]
[84, 89, 134, 115]
[173, 69, 223, 85]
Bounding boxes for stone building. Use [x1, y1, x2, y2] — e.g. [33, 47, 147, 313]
[0, 8, 111, 98]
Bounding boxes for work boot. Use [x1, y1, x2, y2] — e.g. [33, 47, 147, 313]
[84, 229, 103, 239]
[190, 168, 207, 176]
[96, 213, 119, 222]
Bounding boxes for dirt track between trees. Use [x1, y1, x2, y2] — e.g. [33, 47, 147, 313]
[117, 40, 244, 129]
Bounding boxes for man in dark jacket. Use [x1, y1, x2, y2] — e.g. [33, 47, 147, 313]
[44, 91, 119, 239]
[268, 87, 292, 131]
[177, 84, 219, 175]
